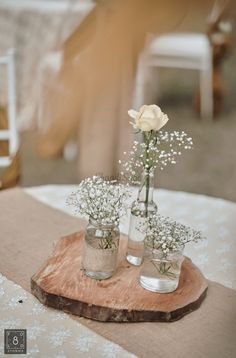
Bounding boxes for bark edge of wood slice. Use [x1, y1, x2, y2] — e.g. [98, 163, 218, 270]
[31, 231, 208, 322]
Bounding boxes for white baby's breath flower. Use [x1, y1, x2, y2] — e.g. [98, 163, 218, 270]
[139, 213, 205, 256]
[128, 104, 169, 132]
[67, 176, 130, 226]
[119, 130, 193, 185]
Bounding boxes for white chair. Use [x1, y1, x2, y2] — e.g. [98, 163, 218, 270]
[134, 0, 229, 119]
[0, 49, 18, 168]
[148, 33, 213, 119]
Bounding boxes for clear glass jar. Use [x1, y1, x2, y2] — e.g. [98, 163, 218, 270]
[82, 218, 120, 280]
[126, 168, 157, 266]
[139, 245, 184, 293]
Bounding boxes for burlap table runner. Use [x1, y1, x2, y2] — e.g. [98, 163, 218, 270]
[0, 188, 236, 358]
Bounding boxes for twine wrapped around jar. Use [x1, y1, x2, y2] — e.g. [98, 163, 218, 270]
[82, 218, 120, 280]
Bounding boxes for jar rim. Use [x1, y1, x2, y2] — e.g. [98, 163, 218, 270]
[89, 217, 118, 228]
[145, 243, 184, 254]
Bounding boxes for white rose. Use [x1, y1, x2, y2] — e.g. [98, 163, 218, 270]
[128, 104, 169, 132]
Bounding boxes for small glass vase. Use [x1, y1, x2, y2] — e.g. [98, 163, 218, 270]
[82, 218, 120, 280]
[126, 168, 157, 266]
[139, 245, 184, 293]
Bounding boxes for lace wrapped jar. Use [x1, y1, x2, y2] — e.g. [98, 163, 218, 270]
[139, 244, 184, 293]
[82, 218, 120, 280]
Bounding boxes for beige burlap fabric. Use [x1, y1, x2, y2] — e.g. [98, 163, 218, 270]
[0, 188, 236, 358]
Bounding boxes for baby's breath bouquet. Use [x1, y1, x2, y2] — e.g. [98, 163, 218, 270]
[139, 213, 205, 292]
[123, 104, 194, 266]
[143, 213, 204, 256]
[67, 176, 130, 226]
[121, 105, 193, 186]
[67, 176, 130, 280]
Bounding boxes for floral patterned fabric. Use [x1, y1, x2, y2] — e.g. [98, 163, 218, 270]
[0, 273, 136, 357]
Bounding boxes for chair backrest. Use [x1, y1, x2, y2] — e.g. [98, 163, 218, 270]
[0, 49, 18, 167]
[208, 0, 230, 25]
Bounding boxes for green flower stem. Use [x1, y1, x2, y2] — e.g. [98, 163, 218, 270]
[99, 237, 117, 250]
[145, 170, 150, 218]
[151, 260, 177, 279]
[144, 131, 152, 217]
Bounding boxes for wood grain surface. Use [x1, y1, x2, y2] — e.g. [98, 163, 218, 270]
[31, 231, 208, 322]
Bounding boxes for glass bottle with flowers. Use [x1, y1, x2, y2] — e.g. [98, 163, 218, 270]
[67, 176, 130, 280]
[120, 104, 193, 266]
[139, 213, 204, 293]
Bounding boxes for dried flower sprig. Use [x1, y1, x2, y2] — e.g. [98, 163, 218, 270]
[119, 130, 193, 184]
[140, 213, 204, 256]
[66, 176, 130, 226]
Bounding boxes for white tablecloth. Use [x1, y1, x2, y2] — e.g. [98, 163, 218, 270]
[0, 273, 135, 358]
[1, 185, 236, 357]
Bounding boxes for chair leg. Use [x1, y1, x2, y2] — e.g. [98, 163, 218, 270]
[132, 58, 147, 108]
[134, 65, 161, 108]
[63, 139, 78, 161]
[200, 64, 213, 119]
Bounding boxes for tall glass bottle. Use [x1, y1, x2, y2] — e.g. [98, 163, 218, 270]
[126, 168, 157, 266]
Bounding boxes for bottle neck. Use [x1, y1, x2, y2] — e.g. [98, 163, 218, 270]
[137, 168, 154, 203]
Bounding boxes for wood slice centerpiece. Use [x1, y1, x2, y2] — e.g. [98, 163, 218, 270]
[31, 231, 208, 322]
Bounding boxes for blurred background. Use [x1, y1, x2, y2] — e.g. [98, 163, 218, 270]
[0, 0, 235, 201]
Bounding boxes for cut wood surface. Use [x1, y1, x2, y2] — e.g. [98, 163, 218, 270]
[31, 231, 208, 322]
